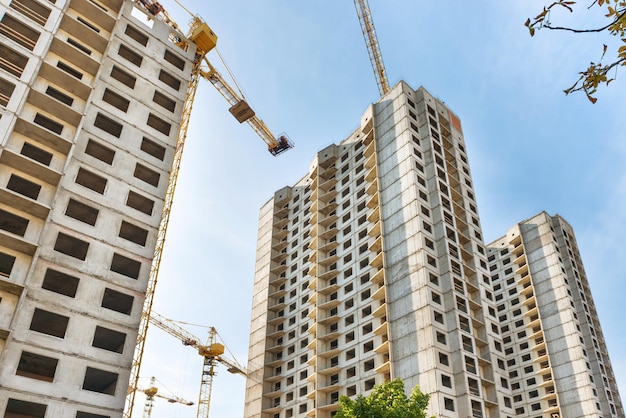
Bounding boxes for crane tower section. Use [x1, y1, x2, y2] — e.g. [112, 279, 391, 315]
[353, 0, 390, 96]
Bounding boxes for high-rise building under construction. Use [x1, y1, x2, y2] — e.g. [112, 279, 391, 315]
[0, 0, 194, 416]
[244, 82, 624, 418]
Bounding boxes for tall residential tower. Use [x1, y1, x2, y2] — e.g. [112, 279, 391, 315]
[246, 82, 514, 418]
[488, 212, 624, 418]
[0, 0, 194, 416]
[245, 82, 624, 418]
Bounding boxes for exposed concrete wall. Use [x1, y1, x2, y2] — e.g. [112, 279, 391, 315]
[0, 0, 195, 416]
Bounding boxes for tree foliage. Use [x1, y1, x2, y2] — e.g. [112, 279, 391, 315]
[334, 379, 430, 418]
[525, 0, 626, 103]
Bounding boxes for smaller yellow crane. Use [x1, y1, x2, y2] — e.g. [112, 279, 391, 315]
[137, 376, 194, 418]
[148, 311, 246, 418]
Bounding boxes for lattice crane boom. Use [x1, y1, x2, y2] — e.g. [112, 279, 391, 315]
[353, 0, 390, 96]
[200, 61, 293, 156]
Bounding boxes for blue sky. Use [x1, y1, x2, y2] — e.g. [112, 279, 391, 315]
[132, 1, 625, 416]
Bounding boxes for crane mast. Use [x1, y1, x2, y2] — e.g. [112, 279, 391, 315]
[124, 53, 203, 418]
[147, 311, 247, 418]
[139, 376, 194, 418]
[353, 0, 390, 96]
[124, 1, 285, 416]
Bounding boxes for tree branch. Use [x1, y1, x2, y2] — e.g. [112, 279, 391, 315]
[543, 8, 626, 33]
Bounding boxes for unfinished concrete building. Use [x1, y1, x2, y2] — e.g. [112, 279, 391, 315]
[244, 82, 625, 418]
[488, 212, 624, 418]
[0, 0, 194, 416]
[246, 82, 515, 418]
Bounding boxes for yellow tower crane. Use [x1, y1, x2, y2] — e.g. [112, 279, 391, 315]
[124, 1, 292, 417]
[353, 0, 390, 96]
[147, 311, 247, 418]
[137, 376, 194, 418]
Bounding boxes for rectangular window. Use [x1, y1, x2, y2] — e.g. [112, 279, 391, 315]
[102, 88, 130, 112]
[54, 232, 89, 260]
[16, 351, 58, 381]
[5, 399, 46, 418]
[0, 44, 28, 77]
[124, 25, 148, 46]
[45, 86, 73, 106]
[0, 77, 16, 107]
[118, 44, 142, 66]
[118, 221, 148, 246]
[163, 49, 185, 70]
[75, 168, 107, 194]
[133, 163, 160, 187]
[94, 113, 123, 138]
[126, 190, 154, 215]
[110, 253, 141, 279]
[147, 113, 171, 136]
[101, 288, 134, 315]
[153, 91, 176, 112]
[110, 65, 136, 88]
[9, 0, 51, 26]
[7, 174, 41, 200]
[65, 199, 99, 226]
[41, 269, 79, 298]
[0, 14, 40, 50]
[76, 412, 110, 418]
[0, 208, 29, 236]
[56, 61, 83, 79]
[158, 69, 181, 90]
[67, 38, 92, 55]
[92, 326, 126, 353]
[34, 113, 63, 134]
[76, 16, 99, 33]
[82, 367, 118, 395]
[0, 251, 17, 277]
[85, 139, 115, 165]
[140, 137, 166, 160]
[29, 308, 69, 338]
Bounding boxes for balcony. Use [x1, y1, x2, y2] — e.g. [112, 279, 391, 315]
[369, 251, 384, 269]
[374, 322, 388, 336]
[371, 285, 386, 301]
[319, 176, 337, 191]
[370, 268, 385, 285]
[366, 192, 379, 209]
[318, 281, 340, 295]
[271, 251, 288, 264]
[365, 163, 377, 182]
[374, 340, 389, 355]
[365, 153, 376, 171]
[363, 138, 376, 159]
[271, 239, 288, 252]
[373, 302, 387, 318]
[318, 239, 339, 253]
[368, 220, 381, 238]
[375, 360, 390, 374]
[273, 216, 288, 230]
[13, 117, 72, 154]
[319, 213, 338, 228]
[366, 179, 378, 196]
[0, 183, 50, 219]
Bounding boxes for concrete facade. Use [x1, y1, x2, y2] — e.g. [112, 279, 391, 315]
[245, 82, 625, 418]
[245, 83, 516, 418]
[0, 1, 194, 416]
[488, 212, 624, 418]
